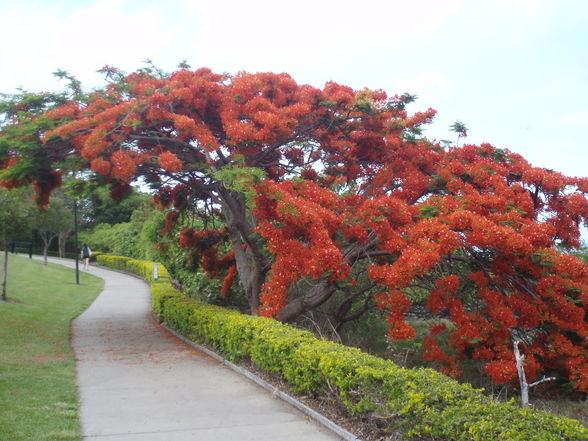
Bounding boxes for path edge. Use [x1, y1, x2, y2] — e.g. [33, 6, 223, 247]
[160, 322, 362, 441]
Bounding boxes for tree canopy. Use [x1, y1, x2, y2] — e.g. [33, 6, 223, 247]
[1, 66, 587, 392]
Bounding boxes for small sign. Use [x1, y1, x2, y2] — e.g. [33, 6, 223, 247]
[153, 263, 159, 281]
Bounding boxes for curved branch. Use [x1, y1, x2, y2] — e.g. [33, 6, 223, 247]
[279, 281, 337, 322]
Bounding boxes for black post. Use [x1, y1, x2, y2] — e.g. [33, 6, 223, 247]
[74, 199, 79, 285]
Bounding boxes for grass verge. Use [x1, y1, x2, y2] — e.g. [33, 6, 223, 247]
[0, 254, 104, 441]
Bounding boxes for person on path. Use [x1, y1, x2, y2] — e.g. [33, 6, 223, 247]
[81, 244, 92, 270]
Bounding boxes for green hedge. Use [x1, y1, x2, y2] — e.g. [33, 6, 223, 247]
[96, 254, 170, 282]
[89, 251, 105, 262]
[97, 254, 588, 441]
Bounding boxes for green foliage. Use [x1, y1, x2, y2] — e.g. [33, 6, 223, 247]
[79, 222, 137, 256]
[214, 161, 267, 208]
[395, 93, 418, 111]
[96, 254, 171, 284]
[0, 91, 76, 186]
[136, 209, 165, 260]
[568, 244, 588, 265]
[0, 187, 33, 243]
[34, 190, 74, 249]
[52, 69, 83, 97]
[339, 309, 390, 354]
[97, 253, 588, 441]
[88, 251, 104, 262]
[449, 121, 468, 137]
[249, 323, 316, 373]
[78, 223, 115, 253]
[0, 90, 66, 123]
[79, 200, 163, 261]
[173, 268, 224, 302]
[84, 185, 150, 227]
[416, 205, 441, 219]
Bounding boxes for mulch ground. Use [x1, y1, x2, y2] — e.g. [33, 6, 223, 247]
[239, 360, 407, 441]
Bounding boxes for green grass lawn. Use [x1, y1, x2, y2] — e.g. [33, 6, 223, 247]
[0, 254, 104, 441]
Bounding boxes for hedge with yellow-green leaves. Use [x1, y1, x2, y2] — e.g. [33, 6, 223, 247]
[89, 251, 105, 262]
[96, 254, 588, 441]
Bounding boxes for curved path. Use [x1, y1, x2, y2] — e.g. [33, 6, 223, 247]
[45, 258, 343, 441]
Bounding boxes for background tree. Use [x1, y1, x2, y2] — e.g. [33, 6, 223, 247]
[1, 65, 587, 393]
[83, 184, 150, 227]
[78, 190, 161, 258]
[0, 187, 32, 300]
[34, 190, 74, 264]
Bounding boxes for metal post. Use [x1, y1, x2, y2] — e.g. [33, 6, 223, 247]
[74, 199, 79, 285]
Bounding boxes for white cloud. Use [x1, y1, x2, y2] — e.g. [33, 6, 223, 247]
[0, 0, 169, 92]
[173, 0, 465, 79]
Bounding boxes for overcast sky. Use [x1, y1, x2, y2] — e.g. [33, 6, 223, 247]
[1, 0, 587, 178]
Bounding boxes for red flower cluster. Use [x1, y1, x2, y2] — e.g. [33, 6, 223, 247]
[158, 151, 183, 172]
[90, 158, 111, 176]
[33, 169, 61, 208]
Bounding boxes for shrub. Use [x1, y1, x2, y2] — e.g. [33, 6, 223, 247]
[89, 251, 104, 262]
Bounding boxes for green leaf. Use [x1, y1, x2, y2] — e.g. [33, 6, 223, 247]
[416, 205, 440, 218]
[214, 163, 267, 208]
[318, 100, 337, 107]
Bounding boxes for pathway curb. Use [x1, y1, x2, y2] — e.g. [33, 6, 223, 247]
[161, 323, 362, 441]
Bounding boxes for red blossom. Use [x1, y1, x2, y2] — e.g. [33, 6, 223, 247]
[90, 158, 111, 176]
[158, 151, 183, 172]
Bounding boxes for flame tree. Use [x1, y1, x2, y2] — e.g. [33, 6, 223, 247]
[0, 66, 587, 392]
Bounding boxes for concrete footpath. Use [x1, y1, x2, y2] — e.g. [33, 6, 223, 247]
[44, 257, 344, 441]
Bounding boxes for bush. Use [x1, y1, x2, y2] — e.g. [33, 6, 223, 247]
[96, 254, 171, 282]
[89, 251, 104, 262]
[97, 253, 588, 441]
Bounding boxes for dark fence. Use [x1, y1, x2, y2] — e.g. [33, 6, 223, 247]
[9, 241, 33, 258]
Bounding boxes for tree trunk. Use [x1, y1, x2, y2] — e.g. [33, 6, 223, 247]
[57, 231, 70, 258]
[219, 189, 266, 314]
[279, 281, 337, 322]
[2, 238, 8, 301]
[513, 340, 530, 407]
[40, 232, 55, 266]
[333, 289, 374, 332]
[513, 338, 556, 407]
[229, 225, 262, 313]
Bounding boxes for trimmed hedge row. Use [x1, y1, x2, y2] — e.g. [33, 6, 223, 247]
[89, 251, 105, 262]
[96, 254, 170, 282]
[97, 254, 588, 441]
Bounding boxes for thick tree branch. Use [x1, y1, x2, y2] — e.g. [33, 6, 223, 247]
[279, 281, 337, 323]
